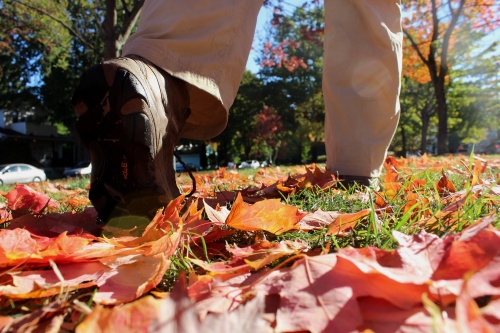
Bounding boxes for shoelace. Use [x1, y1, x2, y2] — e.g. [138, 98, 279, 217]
[173, 151, 197, 197]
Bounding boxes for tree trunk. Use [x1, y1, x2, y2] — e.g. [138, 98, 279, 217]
[420, 112, 429, 154]
[103, 0, 119, 59]
[400, 123, 407, 156]
[102, 0, 144, 59]
[434, 76, 448, 155]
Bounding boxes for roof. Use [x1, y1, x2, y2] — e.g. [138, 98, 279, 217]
[0, 127, 25, 137]
[0, 127, 74, 143]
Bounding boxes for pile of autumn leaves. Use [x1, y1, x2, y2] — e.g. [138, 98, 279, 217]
[0, 156, 499, 333]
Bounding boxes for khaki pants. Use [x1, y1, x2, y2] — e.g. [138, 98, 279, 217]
[123, 0, 403, 178]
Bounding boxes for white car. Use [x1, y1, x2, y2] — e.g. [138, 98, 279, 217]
[63, 161, 92, 178]
[238, 160, 261, 169]
[0, 163, 47, 185]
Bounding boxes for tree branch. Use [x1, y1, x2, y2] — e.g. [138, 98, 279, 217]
[118, 0, 143, 44]
[440, 0, 466, 73]
[13, 0, 95, 51]
[403, 28, 429, 66]
[426, 0, 440, 81]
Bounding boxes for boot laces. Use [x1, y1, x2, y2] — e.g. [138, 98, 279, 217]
[173, 151, 197, 197]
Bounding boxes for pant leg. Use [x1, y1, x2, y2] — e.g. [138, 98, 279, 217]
[122, 1, 262, 140]
[323, 0, 403, 178]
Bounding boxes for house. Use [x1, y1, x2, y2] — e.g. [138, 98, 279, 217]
[0, 109, 75, 177]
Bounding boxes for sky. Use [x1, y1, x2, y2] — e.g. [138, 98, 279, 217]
[245, 1, 303, 73]
[246, 2, 500, 74]
[245, 5, 275, 73]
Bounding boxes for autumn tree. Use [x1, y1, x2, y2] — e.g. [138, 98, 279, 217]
[212, 70, 265, 165]
[251, 105, 284, 164]
[258, 2, 325, 163]
[396, 77, 437, 156]
[4, 0, 143, 59]
[402, 0, 500, 154]
[0, 0, 143, 129]
[0, 1, 72, 115]
[448, 25, 500, 146]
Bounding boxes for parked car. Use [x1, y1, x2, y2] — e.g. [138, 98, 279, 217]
[0, 163, 47, 185]
[238, 160, 261, 169]
[175, 163, 199, 172]
[63, 161, 92, 178]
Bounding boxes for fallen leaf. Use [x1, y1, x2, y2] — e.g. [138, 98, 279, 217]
[326, 209, 371, 235]
[456, 278, 497, 333]
[229, 240, 307, 270]
[226, 193, 306, 235]
[0, 316, 14, 331]
[436, 170, 456, 196]
[0, 300, 67, 333]
[0, 262, 102, 299]
[3, 184, 59, 215]
[203, 200, 230, 224]
[94, 253, 170, 305]
[479, 298, 500, 330]
[297, 209, 341, 230]
[7, 207, 100, 237]
[357, 297, 432, 333]
[76, 296, 163, 333]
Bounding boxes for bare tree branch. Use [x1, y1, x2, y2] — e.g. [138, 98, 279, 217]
[403, 28, 429, 66]
[441, 0, 466, 72]
[118, 0, 143, 45]
[13, 0, 95, 51]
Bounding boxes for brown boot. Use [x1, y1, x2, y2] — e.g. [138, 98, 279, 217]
[72, 56, 190, 224]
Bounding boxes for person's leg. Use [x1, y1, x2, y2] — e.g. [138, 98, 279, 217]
[123, 1, 263, 140]
[323, 0, 403, 185]
[73, 1, 262, 224]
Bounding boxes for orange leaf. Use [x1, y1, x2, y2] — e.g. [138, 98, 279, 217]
[326, 209, 371, 235]
[297, 164, 335, 189]
[382, 182, 402, 199]
[226, 193, 306, 235]
[0, 228, 38, 266]
[436, 171, 456, 196]
[470, 160, 486, 187]
[230, 240, 307, 270]
[383, 165, 400, 183]
[189, 258, 252, 281]
[0, 316, 14, 331]
[403, 192, 430, 220]
[94, 253, 170, 304]
[76, 295, 163, 333]
[432, 228, 498, 281]
[0, 262, 102, 299]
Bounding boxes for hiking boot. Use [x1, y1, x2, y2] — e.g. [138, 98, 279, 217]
[72, 56, 190, 224]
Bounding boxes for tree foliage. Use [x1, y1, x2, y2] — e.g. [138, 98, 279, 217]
[402, 0, 500, 154]
[1, 0, 499, 167]
[214, 70, 264, 164]
[0, 0, 143, 129]
[251, 105, 284, 164]
[258, 3, 325, 164]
